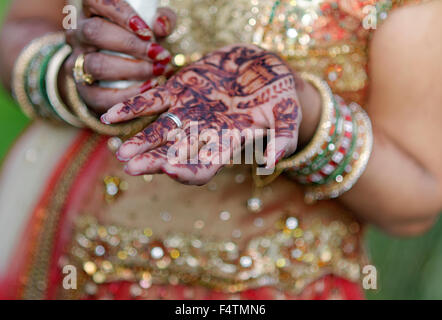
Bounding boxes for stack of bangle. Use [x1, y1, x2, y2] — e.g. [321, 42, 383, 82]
[12, 32, 66, 121]
[12, 32, 156, 136]
[276, 72, 373, 203]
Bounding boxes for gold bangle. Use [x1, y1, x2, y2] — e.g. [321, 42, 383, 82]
[73, 53, 94, 85]
[64, 75, 155, 136]
[46, 44, 84, 128]
[276, 72, 335, 171]
[11, 32, 64, 119]
[303, 102, 373, 202]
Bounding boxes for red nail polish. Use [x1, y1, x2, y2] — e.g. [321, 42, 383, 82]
[147, 43, 163, 60]
[153, 62, 167, 76]
[140, 80, 154, 93]
[156, 16, 171, 35]
[129, 16, 153, 41]
[147, 43, 171, 64]
[165, 67, 175, 78]
[157, 55, 172, 65]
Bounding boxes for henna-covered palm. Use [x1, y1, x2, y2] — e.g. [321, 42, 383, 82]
[102, 44, 302, 185]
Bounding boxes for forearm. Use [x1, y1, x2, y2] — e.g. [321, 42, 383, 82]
[295, 83, 440, 236]
[293, 1, 442, 236]
[0, 0, 65, 89]
[339, 124, 441, 235]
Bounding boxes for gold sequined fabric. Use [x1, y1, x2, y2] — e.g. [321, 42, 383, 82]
[160, 0, 416, 104]
[70, 214, 362, 295]
[61, 0, 420, 298]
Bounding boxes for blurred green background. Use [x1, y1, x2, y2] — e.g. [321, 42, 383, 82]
[0, 0, 441, 300]
[0, 0, 29, 159]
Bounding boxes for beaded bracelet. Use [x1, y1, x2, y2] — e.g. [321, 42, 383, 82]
[293, 97, 354, 185]
[275, 73, 372, 202]
[303, 102, 373, 202]
[295, 97, 343, 178]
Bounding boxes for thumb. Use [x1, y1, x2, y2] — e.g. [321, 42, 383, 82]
[264, 98, 301, 168]
[152, 7, 177, 38]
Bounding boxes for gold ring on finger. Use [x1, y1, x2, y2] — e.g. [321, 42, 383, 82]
[73, 53, 94, 85]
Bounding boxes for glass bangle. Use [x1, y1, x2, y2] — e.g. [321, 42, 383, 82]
[11, 32, 65, 119]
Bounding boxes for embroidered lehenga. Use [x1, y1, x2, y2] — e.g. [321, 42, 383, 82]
[0, 0, 418, 300]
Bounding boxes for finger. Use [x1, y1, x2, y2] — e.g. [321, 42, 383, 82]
[126, 147, 222, 186]
[264, 136, 297, 169]
[125, 145, 169, 175]
[77, 79, 160, 113]
[101, 86, 171, 124]
[116, 117, 180, 161]
[168, 133, 204, 164]
[152, 7, 177, 38]
[83, 52, 170, 81]
[265, 98, 301, 168]
[161, 161, 222, 186]
[64, 47, 97, 74]
[75, 17, 171, 63]
[83, 0, 154, 41]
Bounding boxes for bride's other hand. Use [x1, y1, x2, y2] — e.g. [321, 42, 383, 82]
[101, 44, 303, 186]
[64, 0, 176, 112]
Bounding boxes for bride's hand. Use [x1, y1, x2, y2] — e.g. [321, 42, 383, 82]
[64, 0, 176, 112]
[101, 44, 302, 185]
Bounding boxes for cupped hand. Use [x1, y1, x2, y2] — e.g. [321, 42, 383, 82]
[64, 0, 177, 112]
[101, 44, 302, 185]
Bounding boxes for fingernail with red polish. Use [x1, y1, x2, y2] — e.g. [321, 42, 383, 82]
[153, 62, 167, 76]
[140, 79, 155, 94]
[156, 15, 171, 35]
[153, 63, 174, 77]
[147, 43, 171, 63]
[164, 64, 174, 77]
[100, 114, 110, 125]
[129, 16, 154, 41]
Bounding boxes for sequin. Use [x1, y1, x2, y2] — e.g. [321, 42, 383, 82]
[70, 215, 363, 295]
[220, 211, 231, 221]
[247, 197, 263, 212]
[151, 247, 164, 259]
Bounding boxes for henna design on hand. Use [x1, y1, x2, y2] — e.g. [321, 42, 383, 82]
[104, 44, 302, 185]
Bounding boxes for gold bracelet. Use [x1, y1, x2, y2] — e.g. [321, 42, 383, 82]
[45, 44, 84, 128]
[276, 72, 336, 171]
[11, 32, 64, 119]
[303, 102, 373, 202]
[64, 75, 155, 136]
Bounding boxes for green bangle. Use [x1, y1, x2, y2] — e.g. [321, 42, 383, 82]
[321, 109, 358, 185]
[25, 39, 64, 120]
[297, 95, 342, 176]
[38, 43, 65, 121]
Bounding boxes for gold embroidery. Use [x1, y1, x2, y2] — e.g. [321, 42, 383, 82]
[21, 134, 102, 299]
[68, 214, 363, 296]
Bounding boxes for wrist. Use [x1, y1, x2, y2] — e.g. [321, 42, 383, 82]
[296, 76, 322, 148]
